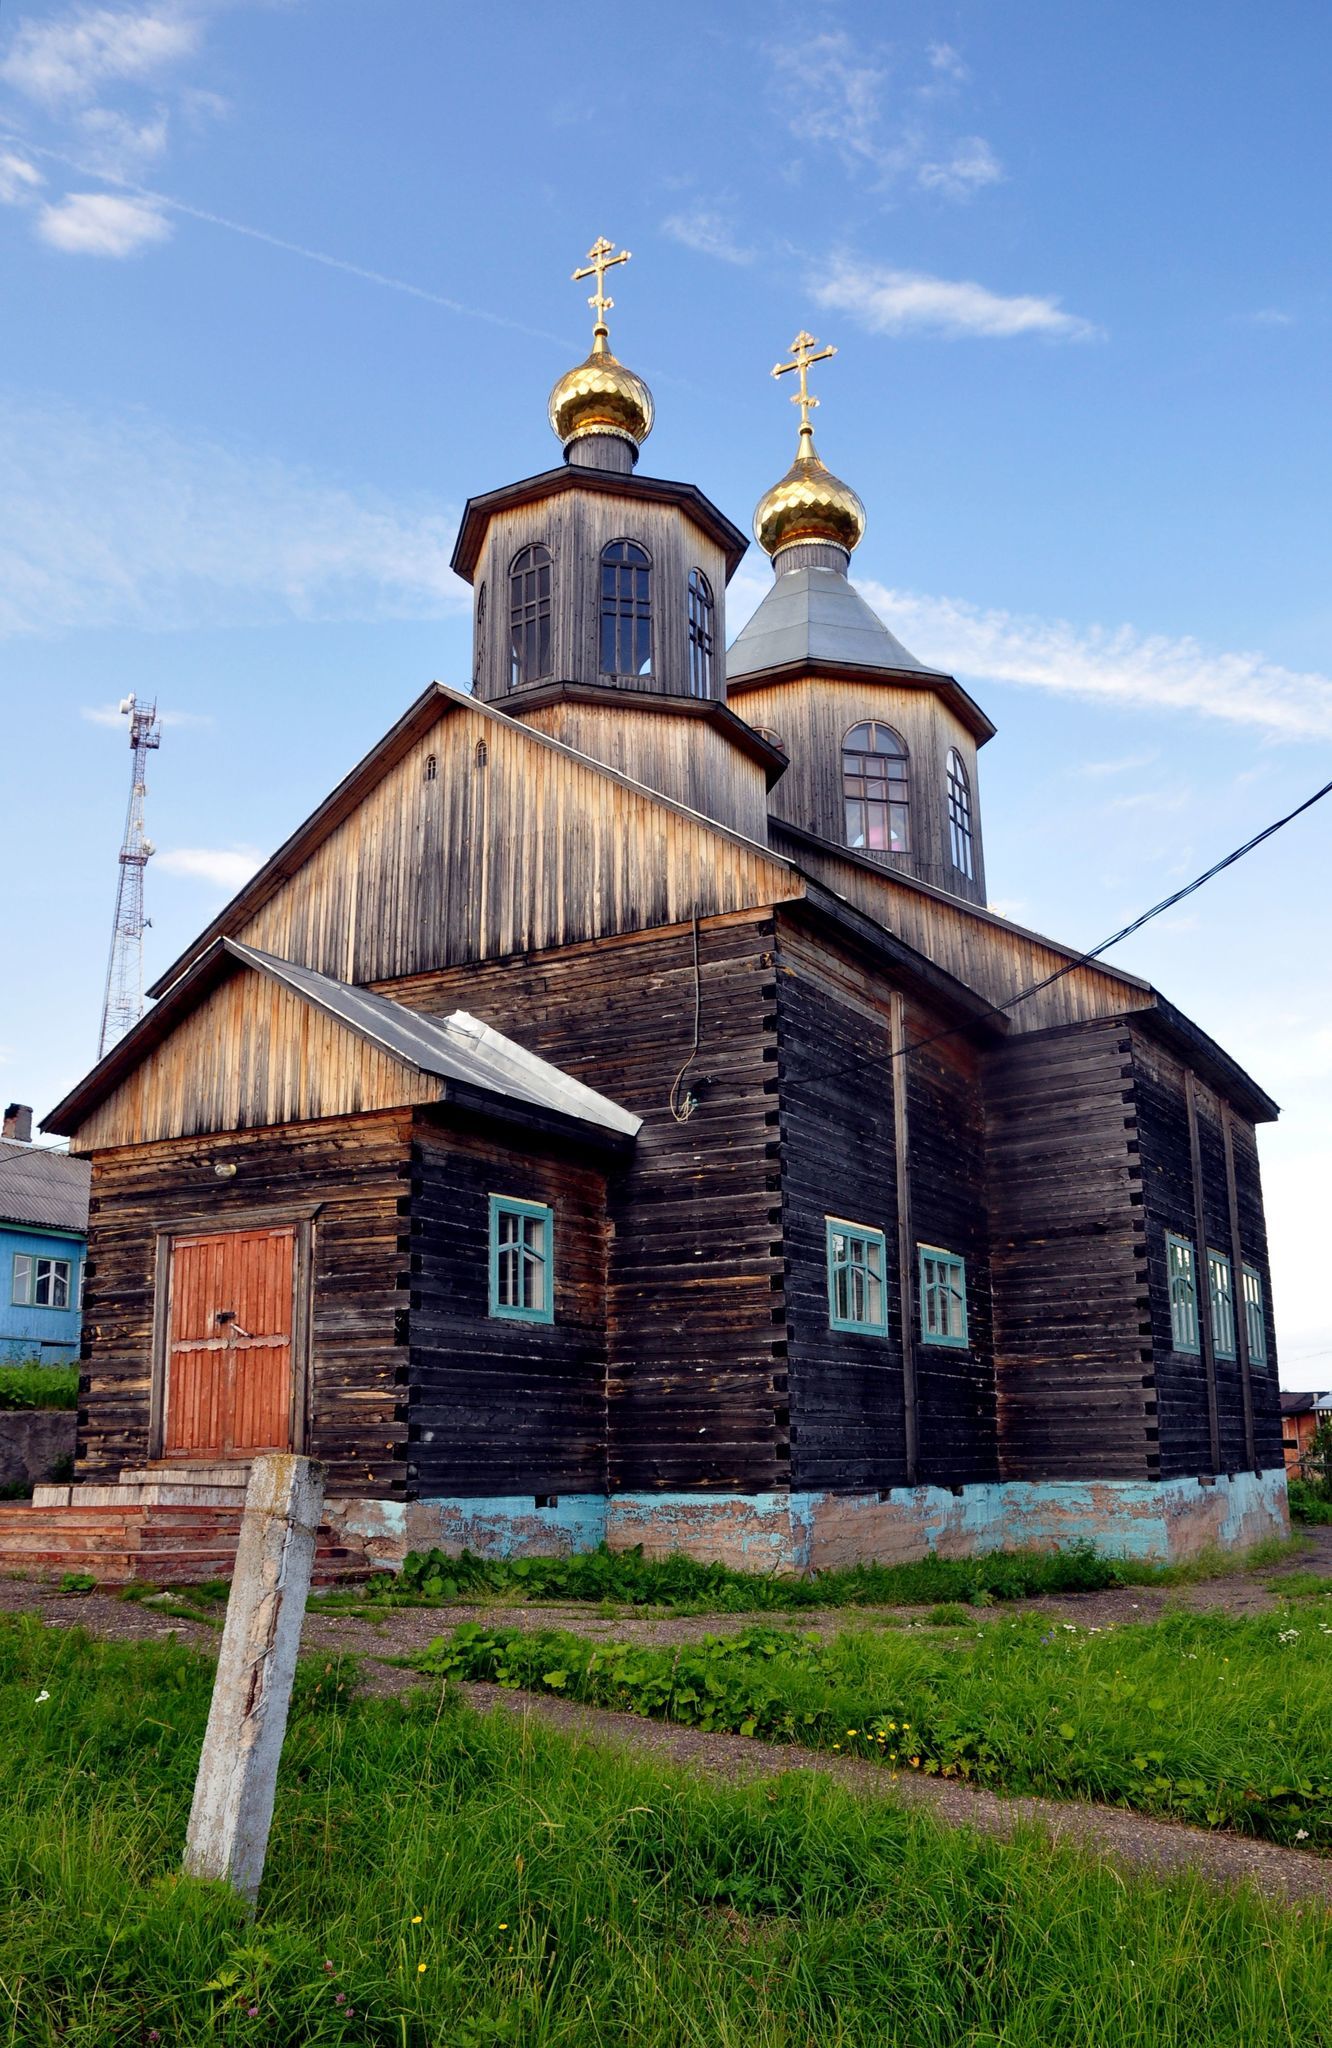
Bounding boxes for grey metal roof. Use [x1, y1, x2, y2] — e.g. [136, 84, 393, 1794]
[0, 1139, 90, 1234]
[726, 565, 945, 683]
[229, 943, 642, 1138]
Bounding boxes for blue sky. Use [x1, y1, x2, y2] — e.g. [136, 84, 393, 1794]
[1, 0, 1329, 1383]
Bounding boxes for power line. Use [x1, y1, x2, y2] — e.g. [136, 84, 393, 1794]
[791, 771, 1332, 1095]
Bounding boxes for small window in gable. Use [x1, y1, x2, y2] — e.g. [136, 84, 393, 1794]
[1166, 1233, 1200, 1353]
[843, 723, 909, 854]
[1242, 1264, 1268, 1368]
[919, 1246, 968, 1348]
[687, 568, 715, 697]
[600, 540, 652, 677]
[1207, 1250, 1236, 1360]
[946, 749, 974, 880]
[826, 1218, 888, 1334]
[423, 753, 438, 783]
[489, 1196, 554, 1324]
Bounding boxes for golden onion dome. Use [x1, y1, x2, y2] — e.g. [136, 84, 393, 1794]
[754, 422, 866, 557]
[548, 338, 655, 451]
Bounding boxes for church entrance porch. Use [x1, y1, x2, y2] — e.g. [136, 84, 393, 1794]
[156, 1224, 306, 1463]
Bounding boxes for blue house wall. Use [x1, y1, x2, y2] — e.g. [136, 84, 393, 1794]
[0, 1224, 84, 1364]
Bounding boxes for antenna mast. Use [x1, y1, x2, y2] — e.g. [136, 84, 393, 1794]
[97, 694, 162, 1059]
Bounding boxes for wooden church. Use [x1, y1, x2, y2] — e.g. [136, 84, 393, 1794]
[39, 240, 1288, 1572]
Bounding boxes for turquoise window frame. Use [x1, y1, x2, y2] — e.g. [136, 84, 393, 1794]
[919, 1245, 969, 1348]
[1166, 1232, 1199, 1354]
[488, 1195, 554, 1324]
[1242, 1263, 1268, 1369]
[1207, 1249, 1236, 1360]
[11, 1252, 72, 1311]
[825, 1219, 888, 1336]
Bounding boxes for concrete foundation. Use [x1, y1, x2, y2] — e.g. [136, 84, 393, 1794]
[325, 1467, 1290, 1572]
[0, 1410, 76, 1493]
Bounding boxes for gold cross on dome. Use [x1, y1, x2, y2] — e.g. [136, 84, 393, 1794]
[573, 236, 631, 350]
[773, 330, 837, 437]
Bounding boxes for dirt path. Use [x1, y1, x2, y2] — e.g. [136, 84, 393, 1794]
[3, 1561, 1331, 1910]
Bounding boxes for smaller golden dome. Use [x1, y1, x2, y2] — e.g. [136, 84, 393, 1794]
[548, 341, 655, 451]
[754, 424, 866, 557]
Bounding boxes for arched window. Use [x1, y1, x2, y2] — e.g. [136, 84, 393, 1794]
[842, 722, 909, 854]
[946, 749, 974, 879]
[473, 580, 487, 687]
[509, 545, 551, 690]
[600, 540, 652, 677]
[687, 568, 715, 697]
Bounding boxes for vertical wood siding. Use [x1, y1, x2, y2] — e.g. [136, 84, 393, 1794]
[985, 1022, 1153, 1482]
[79, 1112, 411, 1494]
[70, 971, 440, 1153]
[232, 708, 797, 984]
[512, 701, 772, 841]
[407, 1117, 609, 1497]
[164, 1227, 295, 1458]
[380, 915, 786, 1493]
[472, 496, 730, 705]
[730, 675, 987, 902]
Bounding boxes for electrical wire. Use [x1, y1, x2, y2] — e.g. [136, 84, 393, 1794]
[668, 916, 703, 1122]
[792, 771, 1332, 1094]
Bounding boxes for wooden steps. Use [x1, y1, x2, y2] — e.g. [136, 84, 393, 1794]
[0, 1496, 369, 1587]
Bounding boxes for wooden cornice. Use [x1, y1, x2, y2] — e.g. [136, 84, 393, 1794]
[500, 679, 790, 787]
[450, 465, 750, 584]
[725, 654, 996, 746]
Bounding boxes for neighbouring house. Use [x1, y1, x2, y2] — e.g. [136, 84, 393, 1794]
[0, 1105, 90, 1365]
[33, 273, 1290, 1574]
[1279, 1391, 1331, 1478]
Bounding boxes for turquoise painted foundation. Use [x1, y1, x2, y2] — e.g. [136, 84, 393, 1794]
[334, 1467, 1290, 1571]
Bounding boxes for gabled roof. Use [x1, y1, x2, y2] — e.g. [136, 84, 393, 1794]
[45, 938, 640, 1145]
[451, 463, 750, 583]
[725, 565, 996, 744]
[145, 682, 801, 1001]
[1281, 1390, 1332, 1416]
[0, 1138, 90, 1234]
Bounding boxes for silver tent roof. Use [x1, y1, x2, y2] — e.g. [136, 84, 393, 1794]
[726, 565, 946, 683]
[0, 1139, 90, 1234]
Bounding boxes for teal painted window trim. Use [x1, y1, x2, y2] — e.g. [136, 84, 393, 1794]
[919, 1245, 969, 1348]
[489, 1196, 554, 1324]
[11, 1253, 72, 1311]
[1166, 1232, 1199, 1353]
[825, 1218, 888, 1335]
[1207, 1249, 1236, 1360]
[1242, 1263, 1268, 1368]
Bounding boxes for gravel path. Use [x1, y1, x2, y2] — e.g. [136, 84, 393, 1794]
[3, 1552, 1331, 1910]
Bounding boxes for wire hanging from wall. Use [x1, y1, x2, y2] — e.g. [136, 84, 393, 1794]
[669, 916, 702, 1123]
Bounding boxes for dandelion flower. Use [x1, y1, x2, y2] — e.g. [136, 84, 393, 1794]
[417, 1962, 427, 1975]
[499, 1922, 508, 1929]
[411, 1914, 423, 1924]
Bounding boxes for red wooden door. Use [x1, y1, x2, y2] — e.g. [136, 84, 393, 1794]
[163, 1227, 296, 1459]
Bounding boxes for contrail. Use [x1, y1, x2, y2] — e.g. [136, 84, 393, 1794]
[1, 132, 571, 350]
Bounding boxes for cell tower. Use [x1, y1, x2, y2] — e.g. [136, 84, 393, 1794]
[97, 694, 162, 1059]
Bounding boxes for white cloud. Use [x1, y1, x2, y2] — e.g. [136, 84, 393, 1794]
[661, 207, 753, 266]
[0, 151, 43, 203]
[0, 393, 468, 637]
[0, 4, 201, 107]
[37, 189, 170, 253]
[817, 256, 1099, 341]
[771, 31, 891, 170]
[76, 102, 171, 171]
[854, 580, 1332, 740]
[1079, 751, 1158, 777]
[157, 845, 263, 890]
[927, 41, 968, 81]
[916, 136, 1003, 199]
[1239, 308, 1295, 329]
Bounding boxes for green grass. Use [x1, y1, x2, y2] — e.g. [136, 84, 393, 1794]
[0, 1615, 1328, 2046]
[1288, 1479, 1332, 1525]
[418, 1602, 1332, 1848]
[320, 1539, 1144, 1615]
[0, 1361, 79, 1409]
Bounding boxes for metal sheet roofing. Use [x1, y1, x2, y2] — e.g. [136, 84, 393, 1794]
[726, 565, 944, 682]
[0, 1139, 90, 1234]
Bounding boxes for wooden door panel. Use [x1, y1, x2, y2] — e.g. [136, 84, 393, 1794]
[164, 1226, 295, 1459]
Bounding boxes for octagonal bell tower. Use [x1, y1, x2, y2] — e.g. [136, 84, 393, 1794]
[450, 240, 784, 838]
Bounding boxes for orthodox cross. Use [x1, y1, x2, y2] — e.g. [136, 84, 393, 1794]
[573, 237, 631, 351]
[773, 330, 836, 442]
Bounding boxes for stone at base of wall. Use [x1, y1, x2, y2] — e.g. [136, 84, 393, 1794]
[323, 1468, 1291, 1573]
[0, 1411, 77, 1492]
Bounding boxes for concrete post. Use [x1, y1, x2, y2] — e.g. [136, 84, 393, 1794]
[183, 1453, 326, 1902]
